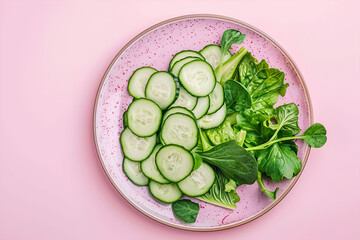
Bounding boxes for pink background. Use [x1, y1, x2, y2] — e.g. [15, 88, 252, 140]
[0, 0, 359, 239]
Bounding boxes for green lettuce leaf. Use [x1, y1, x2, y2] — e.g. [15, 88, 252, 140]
[196, 168, 240, 210]
[192, 153, 203, 171]
[216, 48, 248, 84]
[172, 199, 200, 223]
[197, 141, 258, 185]
[237, 54, 289, 126]
[238, 52, 259, 87]
[224, 80, 252, 112]
[235, 112, 264, 145]
[216, 30, 247, 84]
[225, 179, 237, 192]
[268, 103, 301, 137]
[257, 141, 302, 182]
[205, 120, 237, 145]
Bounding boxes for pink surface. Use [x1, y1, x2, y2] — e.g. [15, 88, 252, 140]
[1, 0, 359, 239]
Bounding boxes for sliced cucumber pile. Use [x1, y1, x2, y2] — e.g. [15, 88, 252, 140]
[120, 46, 231, 204]
[113, 29, 320, 222]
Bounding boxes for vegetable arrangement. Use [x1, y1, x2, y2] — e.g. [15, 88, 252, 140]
[120, 30, 327, 223]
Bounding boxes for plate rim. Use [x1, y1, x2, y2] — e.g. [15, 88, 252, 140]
[93, 14, 314, 231]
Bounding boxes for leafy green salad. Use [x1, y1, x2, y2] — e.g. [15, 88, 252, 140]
[120, 30, 327, 223]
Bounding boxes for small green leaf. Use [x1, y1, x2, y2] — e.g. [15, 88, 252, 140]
[257, 171, 279, 200]
[236, 130, 246, 147]
[221, 29, 246, 53]
[302, 123, 327, 148]
[225, 179, 236, 192]
[172, 199, 200, 223]
[224, 80, 252, 111]
[272, 103, 301, 136]
[192, 153, 203, 171]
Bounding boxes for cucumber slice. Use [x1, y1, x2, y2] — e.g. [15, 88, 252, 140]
[198, 104, 227, 129]
[155, 145, 194, 182]
[170, 56, 200, 77]
[141, 145, 169, 184]
[192, 96, 210, 119]
[145, 71, 177, 110]
[177, 162, 215, 197]
[128, 67, 157, 98]
[123, 158, 149, 186]
[127, 98, 162, 137]
[120, 128, 156, 161]
[208, 82, 224, 114]
[178, 60, 216, 97]
[169, 50, 205, 70]
[162, 106, 195, 122]
[200, 44, 231, 70]
[170, 86, 198, 111]
[160, 113, 199, 150]
[148, 181, 183, 203]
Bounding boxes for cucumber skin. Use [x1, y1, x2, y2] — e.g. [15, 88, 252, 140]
[162, 106, 196, 123]
[122, 158, 149, 186]
[127, 66, 157, 98]
[119, 128, 157, 162]
[168, 50, 205, 71]
[123, 110, 128, 128]
[155, 144, 195, 183]
[148, 181, 183, 204]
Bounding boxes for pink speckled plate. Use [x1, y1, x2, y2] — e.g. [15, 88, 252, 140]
[93, 15, 313, 231]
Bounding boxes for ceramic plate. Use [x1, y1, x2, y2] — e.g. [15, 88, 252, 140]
[93, 14, 313, 231]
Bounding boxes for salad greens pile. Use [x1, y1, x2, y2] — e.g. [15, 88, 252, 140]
[121, 29, 327, 224]
[173, 30, 327, 222]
